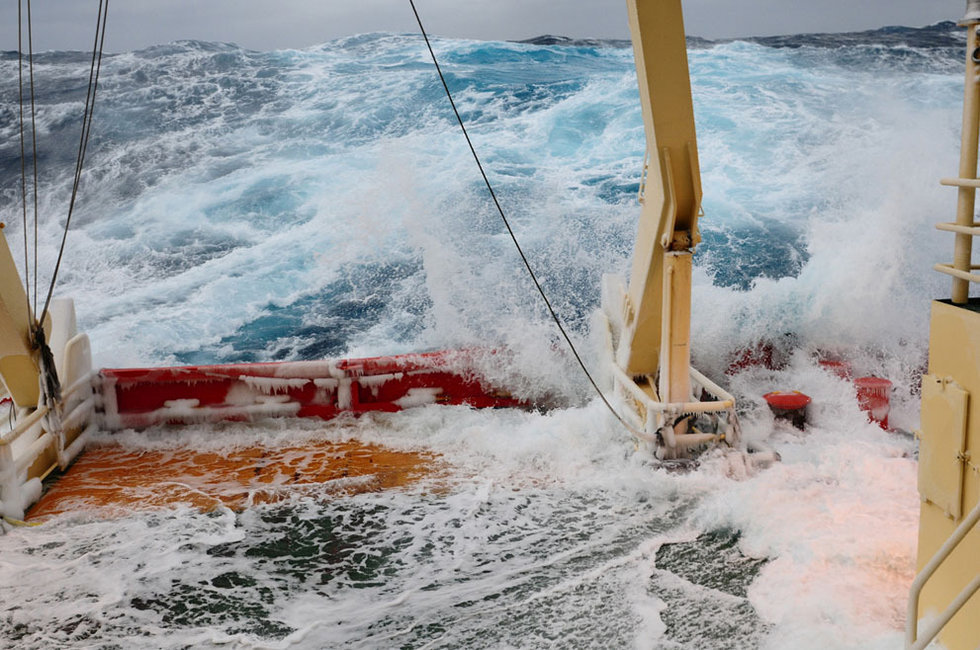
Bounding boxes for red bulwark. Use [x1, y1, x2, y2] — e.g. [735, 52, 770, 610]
[98, 351, 524, 430]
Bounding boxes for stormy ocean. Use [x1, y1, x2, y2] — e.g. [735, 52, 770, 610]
[0, 19, 968, 649]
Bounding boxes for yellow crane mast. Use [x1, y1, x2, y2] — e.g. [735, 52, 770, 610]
[602, 0, 739, 459]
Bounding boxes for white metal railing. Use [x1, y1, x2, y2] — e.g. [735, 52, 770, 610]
[906, 499, 980, 649]
[0, 369, 95, 506]
[609, 361, 735, 450]
[0, 405, 49, 448]
[0, 405, 49, 519]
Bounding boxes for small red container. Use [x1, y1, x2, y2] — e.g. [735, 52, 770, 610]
[763, 391, 812, 429]
[854, 376, 892, 429]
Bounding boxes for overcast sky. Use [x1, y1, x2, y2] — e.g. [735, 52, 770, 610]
[0, 1, 967, 53]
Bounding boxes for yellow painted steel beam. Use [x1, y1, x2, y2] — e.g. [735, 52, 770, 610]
[0, 225, 41, 408]
[910, 6, 980, 647]
[952, 23, 980, 304]
[621, 0, 703, 401]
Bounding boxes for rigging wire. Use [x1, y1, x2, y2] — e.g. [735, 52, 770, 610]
[39, 0, 109, 327]
[16, 1, 32, 328]
[407, 0, 650, 441]
[26, 0, 39, 318]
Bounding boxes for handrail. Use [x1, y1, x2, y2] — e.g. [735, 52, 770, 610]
[13, 432, 53, 477]
[910, 577, 980, 650]
[0, 406, 49, 447]
[61, 370, 94, 402]
[690, 366, 737, 405]
[906, 499, 980, 649]
[936, 221, 980, 236]
[940, 176, 980, 188]
[611, 363, 734, 415]
[933, 263, 980, 284]
[610, 362, 734, 450]
[61, 397, 94, 431]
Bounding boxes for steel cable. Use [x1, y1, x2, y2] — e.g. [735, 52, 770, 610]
[26, 0, 39, 317]
[408, 0, 651, 441]
[39, 0, 109, 326]
[16, 1, 32, 329]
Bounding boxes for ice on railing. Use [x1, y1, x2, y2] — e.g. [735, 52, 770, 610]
[241, 376, 312, 395]
[358, 373, 404, 397]
[0, 476, 41, 520]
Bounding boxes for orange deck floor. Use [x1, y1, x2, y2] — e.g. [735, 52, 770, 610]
[28, 439, 441, 519]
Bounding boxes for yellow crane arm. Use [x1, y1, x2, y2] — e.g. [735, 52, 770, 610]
[601, 0, 736, 459]
[621, 0, 703, 400]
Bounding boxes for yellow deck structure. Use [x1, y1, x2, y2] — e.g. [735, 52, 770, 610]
[906, 3, 980, 648]
[912, 302, 980, 649]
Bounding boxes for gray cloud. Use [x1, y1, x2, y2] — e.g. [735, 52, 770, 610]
[0, 1, 965, 53]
